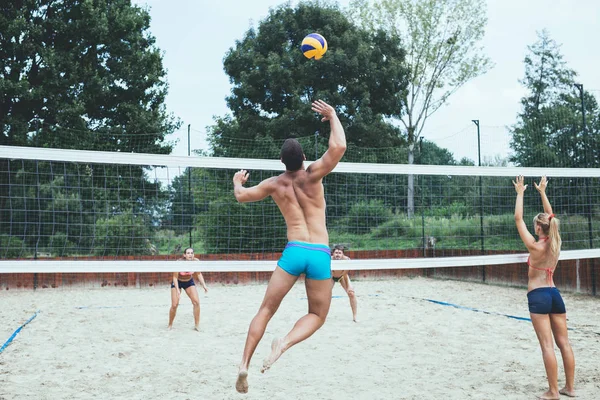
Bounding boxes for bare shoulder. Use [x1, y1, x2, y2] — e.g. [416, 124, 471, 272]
[193, 257, 200, 262]
[529, 241, 548, 256]
[266, 175, 281, 184]
[305, 164, 324, 180]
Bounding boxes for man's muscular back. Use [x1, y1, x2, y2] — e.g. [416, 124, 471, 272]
[270, 168, 327, 245]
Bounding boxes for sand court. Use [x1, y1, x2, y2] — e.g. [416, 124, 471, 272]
[1, 277, 599, 399]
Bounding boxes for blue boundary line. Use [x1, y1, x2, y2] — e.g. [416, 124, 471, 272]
[0, 310, 40, 355]
[299, 294, 380, 300]
[421, 299, 600, 335]
[328, 293, 598, 335]
[424, 299, 534, 322]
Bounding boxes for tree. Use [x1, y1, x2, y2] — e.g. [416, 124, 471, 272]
[349, 0, 492, 217]
[200, 2, 412, 252]
[208, 1, 409, 159]
[418, 139, 460, 165]
[510, 30, 600, 217]
[0, 0, 179, 256]
[0, 0, 178, 150]
[510, 31, 599, 169]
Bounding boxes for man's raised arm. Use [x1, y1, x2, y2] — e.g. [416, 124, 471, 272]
[307, 100, 346, 179]
[233, 170, 275, 203]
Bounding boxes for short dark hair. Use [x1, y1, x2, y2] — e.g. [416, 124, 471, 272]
[280, 139, 304, 171]
[331, 244, 345, 255]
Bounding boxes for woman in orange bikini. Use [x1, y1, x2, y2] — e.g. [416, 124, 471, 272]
[513, 176, 575, 399]
[168, 247, 208, 331]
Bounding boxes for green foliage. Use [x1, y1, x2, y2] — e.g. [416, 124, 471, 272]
[329, 229, 421, 250]
[0, 0, 179, 150]
[371, 215, 421, 238]
[94, 210, 153, 256]
[560, 215, 595, 250]
[0, 234, 28, 259]
[426, 215, 482, 244]
[483, 214, 517, 237]
[331, 212, 575, 252]
[509, 31, 600, 218]
[208, 2, 409, 159]
[510, 30, 600, 169]
[201, 196, 287, 254]
[0, 0, 178, 251]
[349, 0, 492, 144]
[418, 140, 462, 165]
[167, 172, 196, 235]
[153, 229, 183, 254]
[426, 201, 472, 218]
[150, 229, 205, 255]
[335, 199, 393, 234]
[47, 233, 78, 256]
[349, 0, 492, 217]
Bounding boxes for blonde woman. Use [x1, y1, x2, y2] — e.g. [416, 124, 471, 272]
[513, 176, 575, 399]
[168, 247, 208, 331]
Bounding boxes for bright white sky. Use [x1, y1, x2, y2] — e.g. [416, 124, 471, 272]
[133, 0, 600, 163]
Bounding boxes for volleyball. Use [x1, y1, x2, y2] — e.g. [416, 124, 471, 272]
[301, 33, 327, 60]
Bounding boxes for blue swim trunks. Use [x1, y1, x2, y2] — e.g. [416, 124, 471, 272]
[278, 241, 331, 280]
[527, 287, 566, 314]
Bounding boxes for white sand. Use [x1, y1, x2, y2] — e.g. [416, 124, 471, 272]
[1, 277, 599, 399]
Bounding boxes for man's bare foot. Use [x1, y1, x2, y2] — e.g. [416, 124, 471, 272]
[353, 317, 358, 323]
[194, 325, 200, 332]
[235, 370, 248, 394]
[260, 338, 285, 373]
[167, 325, 173, 330]
[537, 390, 559, 400]
[559, 387, 576, 397]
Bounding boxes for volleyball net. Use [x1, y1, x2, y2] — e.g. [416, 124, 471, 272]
[0, 145, 599, 293]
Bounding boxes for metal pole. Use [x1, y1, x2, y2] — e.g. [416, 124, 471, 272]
[419, 137, 425, 258]
[188, 124, 192, 249]
[575, 84, 596, 295]
[575, 84, 594, 248]
[472, 120, 485, 282]
[314, 131, 318, 160]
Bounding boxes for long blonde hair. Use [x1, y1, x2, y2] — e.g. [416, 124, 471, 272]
[533, 213, 561, 256]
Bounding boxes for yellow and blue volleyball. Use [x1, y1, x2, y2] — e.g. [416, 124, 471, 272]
[301, 33, 328, 60]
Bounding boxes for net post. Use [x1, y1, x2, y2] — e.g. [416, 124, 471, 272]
[34, 159, 41, 289]
[575, 84, 594, 251]
[188, 123, 192, 248]
[473, 119, 485, 282]
[419, 139, 426, 259]
[593, 263, 597, 296]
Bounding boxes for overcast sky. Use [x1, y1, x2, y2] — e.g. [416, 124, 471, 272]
[132, 0, 600, 163]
